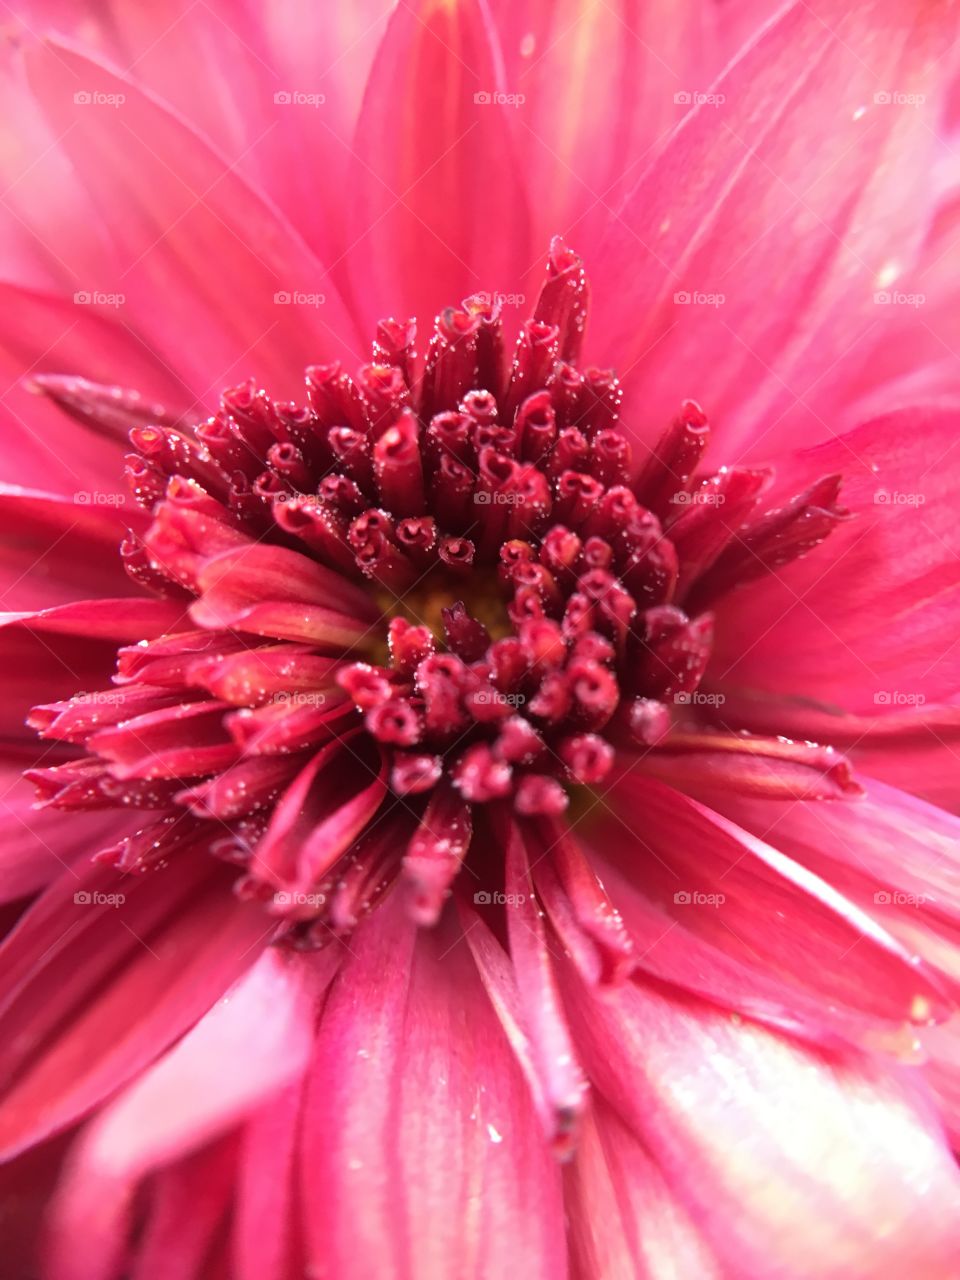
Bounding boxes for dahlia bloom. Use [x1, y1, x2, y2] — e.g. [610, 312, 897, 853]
[2, 0, 960, 1277]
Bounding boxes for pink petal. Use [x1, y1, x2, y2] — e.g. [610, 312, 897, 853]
[531, 817, 636, 986]
[710, 405, 960, 713]
[299, 893, 567, 1279]
[698, 686, 960, 812]
[347, 0, 532, 332]
[920, 1016, 960, 1147]
[124, 1137, 238, 1280]
[49, 1133, 240, 1280]
[566, 1097, 721, 1280]
[0, 488, 146, 611]
[0, 285, 193, 495]
[192, 542, 377, 626]
[563, 968, 960, 1277]
[0, 762, 139, 903]
[233, 1082, 307, 1280]
[591, 0, 955, 453]
[491, 0, 716, 259]
[695, 775, 960, 962]
[0, 855, 270, 1159]
[502, 817, 588, 1149]
[44, 949, 335, 1280]
[589, 775, 949, 1038]
[253, 1, 392, 285]
[71, 947, 325, 1172]
[25, 39, 361, 404]
[2, 597, 186, 642]
[0, 1131, 73, 1280]
[0, 623, 119, 742]
[255, 739, 386, 896]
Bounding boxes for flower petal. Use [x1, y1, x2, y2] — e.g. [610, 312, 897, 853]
[0, 488, 146, 611]
[25, 38, 362, 403]
[0, 284, 194, 495]
[588, 775, 950, 1038]
[692, 776, 960, 970]
[0, 624, 119, 742]
[299, 893, 567, 1280]
[564, 969, 960, 1278]
[0, 855, 270, 1159]
[233, 1082, 307, 1280]
[491, 0, 717, 258]
[347, 0, 532, 332]
[565, 1096, 721, 1280]
[591, 0, 955, 452]
[710, 405, 960, 714]
[43, 948, 334, 1280]
[0, 762, 138, 904]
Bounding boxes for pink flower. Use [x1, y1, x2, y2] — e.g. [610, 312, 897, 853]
[1, 1, 960, 1277]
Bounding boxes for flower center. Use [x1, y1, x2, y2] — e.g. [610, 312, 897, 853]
[27, 239, 853, 945]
